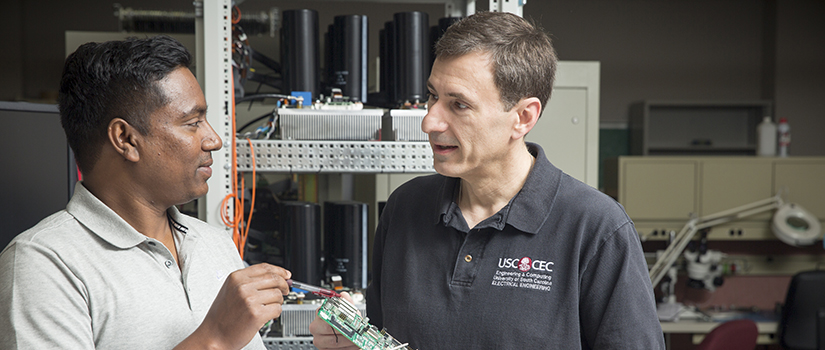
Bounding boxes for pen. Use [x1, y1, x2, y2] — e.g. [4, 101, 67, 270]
[287, 279, 341, 298]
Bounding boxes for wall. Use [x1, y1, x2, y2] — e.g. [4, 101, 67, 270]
[773, 0, 825, 156]
[531, 0, 765, 122]
[0, 0, 24, 102]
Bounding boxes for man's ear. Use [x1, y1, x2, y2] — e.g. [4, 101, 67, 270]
[512, 97, 542, 140]
[108, 118, 140, 163]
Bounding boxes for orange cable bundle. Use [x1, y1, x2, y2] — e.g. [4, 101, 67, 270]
[221, 6, 259, 260]
[240, 138, 257, 257]
[231, 5, 241, 25]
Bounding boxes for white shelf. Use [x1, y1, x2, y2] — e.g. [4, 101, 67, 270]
[236, 140, 435, 173]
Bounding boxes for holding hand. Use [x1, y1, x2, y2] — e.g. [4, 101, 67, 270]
[178, 263, 291, 350]
[310, 292, 360, 350]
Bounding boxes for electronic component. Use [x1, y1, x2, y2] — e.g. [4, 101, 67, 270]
[282, 9, 320, 99]
[318, 297, 415, 350]
[328, 15, 368, 103]
[280, 202, 323, 286]
[278, 109, 383, 141]
[287, 279, 341, 298]
[324, 201, 369, 290]
[382, 109, 428, 141]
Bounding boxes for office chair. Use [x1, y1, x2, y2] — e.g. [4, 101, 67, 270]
[695, 319, 758, 350]
[779, 270, 825, 350]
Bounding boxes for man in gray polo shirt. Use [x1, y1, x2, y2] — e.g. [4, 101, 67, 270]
[0, 36, 290, 349]
[311, 12, 665, 349]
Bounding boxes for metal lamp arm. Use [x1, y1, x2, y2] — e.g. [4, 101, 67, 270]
[649, 195, 784, 287]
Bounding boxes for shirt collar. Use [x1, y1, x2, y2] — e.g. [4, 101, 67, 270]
[66, 182, 189, 249]
[433, 142, 561, 235]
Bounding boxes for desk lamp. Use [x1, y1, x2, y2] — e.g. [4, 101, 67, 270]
[649, 194, 821, 291]
[651, 194, 820, 321]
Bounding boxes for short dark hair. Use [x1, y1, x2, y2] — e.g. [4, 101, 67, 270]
[58, 35, 192, 173]
[434, 12, 557, 112]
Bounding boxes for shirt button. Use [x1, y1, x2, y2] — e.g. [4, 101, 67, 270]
[464, 254, 473, 263]
[165, 260, 173, 268]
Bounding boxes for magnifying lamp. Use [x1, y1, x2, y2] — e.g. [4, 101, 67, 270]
[649, 194, 822, 288]
[773, 203, 822, 247]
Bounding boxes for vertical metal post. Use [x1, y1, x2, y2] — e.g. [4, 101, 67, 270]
[199, 0, 234, 229]
[445, 0, 475, 17]
[490, 0, 524, 17]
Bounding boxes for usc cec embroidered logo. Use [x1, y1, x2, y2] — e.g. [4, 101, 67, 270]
[497, 256, 554, 272]
[493, 256, 554, 292]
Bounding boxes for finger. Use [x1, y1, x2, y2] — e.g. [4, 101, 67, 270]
[310, 315, 336, 336]
[312, 329, 359, 349]
[259, 302, 284, 321]
[337, 292, 361, 316]
[250, 287, 286, 307]
[245, 263, 292, 280]
[313, 334, 354, 349]
[246, 275, 290, 295]
[310, 305, 358, 349]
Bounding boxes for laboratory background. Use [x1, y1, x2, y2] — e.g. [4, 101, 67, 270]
[1, 1, 824, 349]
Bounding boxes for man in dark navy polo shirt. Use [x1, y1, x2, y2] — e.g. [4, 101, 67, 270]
[311, 11, 664, 349]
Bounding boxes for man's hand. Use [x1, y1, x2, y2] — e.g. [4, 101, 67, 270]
[310, 292, 360, 350]
[177, 263, 291, 350]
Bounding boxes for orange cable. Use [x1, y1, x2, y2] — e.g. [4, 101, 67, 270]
[241, 138, 257, 258]
[231, 6, 241, 24]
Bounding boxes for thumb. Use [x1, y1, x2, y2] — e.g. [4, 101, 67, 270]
[339, 292, 355, 304]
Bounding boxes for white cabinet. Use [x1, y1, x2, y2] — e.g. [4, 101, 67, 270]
[629, 101, 772, 156]
[607, 156, 825, 240]
[527, 61, 600, 188]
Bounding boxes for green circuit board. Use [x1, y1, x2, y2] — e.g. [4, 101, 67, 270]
[317, 297, 415, 350]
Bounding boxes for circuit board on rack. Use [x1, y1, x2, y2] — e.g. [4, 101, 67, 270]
[317, 297, 416, 350]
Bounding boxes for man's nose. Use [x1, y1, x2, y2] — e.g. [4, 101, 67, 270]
[202, 121, 222, 151]
[421, 106, 447, 134]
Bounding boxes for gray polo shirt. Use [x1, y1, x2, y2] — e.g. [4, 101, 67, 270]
[366, 143, 664, 349]
[0, 183, 265, 349]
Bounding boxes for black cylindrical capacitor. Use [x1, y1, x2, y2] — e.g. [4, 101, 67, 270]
[324, 201, 369, 290]
[382, 21, 397, 104]
[281, 9, 320, 99]
[280, 201, 323, 286]
[329, 15, 368, 103]
[394, 11, 430, 105]
[325, 23, 334, 96]
[430, 17, 462, 63]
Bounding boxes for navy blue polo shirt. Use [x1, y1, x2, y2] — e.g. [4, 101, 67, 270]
[366, 143, 664, 349]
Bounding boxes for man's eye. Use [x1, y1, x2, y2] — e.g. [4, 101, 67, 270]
[189, 121, 201, 127]
[427, 92, 438, 101]
[455, 102, 468, 109]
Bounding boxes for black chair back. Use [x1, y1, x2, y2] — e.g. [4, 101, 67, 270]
[779, 270, 825, 350]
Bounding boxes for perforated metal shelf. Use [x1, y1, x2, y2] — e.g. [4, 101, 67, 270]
[236, 140, 435, 173]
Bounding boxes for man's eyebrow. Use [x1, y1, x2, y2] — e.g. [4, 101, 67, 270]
[427, 82, 469, 100]
[181, 105, 208, 118]
[446, 92, 469, 100]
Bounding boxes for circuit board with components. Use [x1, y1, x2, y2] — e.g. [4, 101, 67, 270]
[317, 297, 415, 350]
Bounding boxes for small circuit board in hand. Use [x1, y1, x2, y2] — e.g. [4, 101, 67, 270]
[317, 297, 416, 350]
